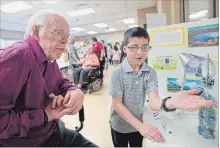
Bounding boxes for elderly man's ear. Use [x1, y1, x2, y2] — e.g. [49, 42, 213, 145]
[32, 25, 40, 41]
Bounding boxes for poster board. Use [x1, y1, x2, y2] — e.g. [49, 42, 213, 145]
[147, 18, 219, 98]
[149, 27, 184, 47]
[152, 55, 177, 70]
[187, 23, 219, 47]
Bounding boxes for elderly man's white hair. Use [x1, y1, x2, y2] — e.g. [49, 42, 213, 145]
[24, 9, 61, 39]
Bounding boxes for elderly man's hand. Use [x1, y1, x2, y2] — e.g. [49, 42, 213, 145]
[45, 101, 70, 121]
[62, 89, 84, 115]
[49, 94, 65, 108]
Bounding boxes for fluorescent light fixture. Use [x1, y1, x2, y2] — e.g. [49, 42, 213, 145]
[86, 31, 97, 34]
[123, 18, 135, 24]
[71, 27, 85, 32]
[0, 1, 33, 13]
[189, 10, 208, 19]
[108, 28, 116, 32]
[32, 1, 41, 4]
[67, 8, 95, 17]
[94, 23, 108, 28]
[44, 1, 62, 4]
[129, 24, 138, 28]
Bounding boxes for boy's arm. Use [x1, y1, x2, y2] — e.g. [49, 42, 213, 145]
[147, 68, 174, 111]
[112, 97, 143, 131]
[109, 68, 143, 132]
[145, 68, 164, 111]
[148, 92, 163, 111]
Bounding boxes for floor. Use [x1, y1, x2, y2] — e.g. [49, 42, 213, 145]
[61, 65, 114, 147]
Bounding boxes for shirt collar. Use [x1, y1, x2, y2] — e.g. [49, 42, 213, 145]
[122, 57, 150, 73]
[25, 36, 47, 64]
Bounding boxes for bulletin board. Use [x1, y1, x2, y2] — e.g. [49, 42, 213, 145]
[147, 18, 219, 98]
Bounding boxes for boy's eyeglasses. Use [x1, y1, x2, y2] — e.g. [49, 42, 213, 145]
[39, 25, 70, 40]
[126, 45, 151, 52]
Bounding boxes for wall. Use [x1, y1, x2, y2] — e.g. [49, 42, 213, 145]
[0, 30, 25, 40]
[147, 18, 219, 98]
[216, 0, 219, 17]
[137, 7, 157, 28]
[75, 31, 125, 43]
[156, 0, 181, 25]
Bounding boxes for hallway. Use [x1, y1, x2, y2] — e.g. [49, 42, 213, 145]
[61, 66, 114, 147]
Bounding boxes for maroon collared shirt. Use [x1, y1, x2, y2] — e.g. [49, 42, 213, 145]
[0, 37, 76, 146]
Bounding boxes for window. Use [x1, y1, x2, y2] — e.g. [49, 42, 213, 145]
[181, 0, 217, 22]
[0, 38, 18, 48]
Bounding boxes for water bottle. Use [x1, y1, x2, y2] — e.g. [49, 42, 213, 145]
[198, 91, 217, 139]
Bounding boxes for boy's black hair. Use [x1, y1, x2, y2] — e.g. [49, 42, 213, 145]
[124, 27, 150, 46]
[91, 36, 97, 42]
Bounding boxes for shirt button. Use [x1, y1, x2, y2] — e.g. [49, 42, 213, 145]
[54, 128, 58, 132]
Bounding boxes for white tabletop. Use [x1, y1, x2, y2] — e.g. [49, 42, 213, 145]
[143, 103, 219, 148]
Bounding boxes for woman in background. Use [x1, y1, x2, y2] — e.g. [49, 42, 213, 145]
[73, 47, 100, 88]
[112, 44, 121, 66]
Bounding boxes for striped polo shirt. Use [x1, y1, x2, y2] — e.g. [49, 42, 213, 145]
[109, 57, 158, 133]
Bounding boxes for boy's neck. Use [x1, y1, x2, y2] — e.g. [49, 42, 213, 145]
[128, 60, 142, 72]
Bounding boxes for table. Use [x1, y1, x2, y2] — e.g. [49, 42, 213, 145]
[143, 103, 219, 148]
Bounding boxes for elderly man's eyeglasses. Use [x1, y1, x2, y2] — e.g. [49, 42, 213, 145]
[126, 45, 151, 52]
[39, 25, 70, 40]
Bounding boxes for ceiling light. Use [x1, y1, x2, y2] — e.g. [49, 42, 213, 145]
[123, 18, 135, 24]
[43, 1, 62, 4]
[94, 23, 108, 28]
[0, 1, 33, 13]
[86, 31, 97, 34]
[71, 27, 86, 32]
[32, 1, 41, 4]
[129, 24, 138, 28]
[67, 8, 95, 17]
[99, 9, 103, 11]
[108, 28, 116, 32]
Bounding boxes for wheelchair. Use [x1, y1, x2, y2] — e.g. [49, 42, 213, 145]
[72, 64, 103, 94]
[81, 67, 103, 93]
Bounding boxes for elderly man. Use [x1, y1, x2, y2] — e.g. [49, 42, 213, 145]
[0, 10, 97, 147]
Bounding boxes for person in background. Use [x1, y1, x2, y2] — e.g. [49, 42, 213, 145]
[0, 10, 97, 147]
[91, 36, 105, 79]
[73, 47, 100, 88]
[120, 41, 126, 63]
[104, 46, 108, 70]
[109, 27, 216, 147]
[107, 44, 113, 65]
[112, 44, 121, 66]
[120, 41, 124, 51]
[68, 36, 80, 65]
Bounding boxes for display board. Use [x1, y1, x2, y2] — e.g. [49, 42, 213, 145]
[147, 18, 219, 146]
[147, 18, 219, 98]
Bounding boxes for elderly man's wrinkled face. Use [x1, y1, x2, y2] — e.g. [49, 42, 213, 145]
[38, 14, 70, 62]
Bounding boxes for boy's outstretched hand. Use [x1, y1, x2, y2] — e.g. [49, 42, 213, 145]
[139, 124, 165, 143]
[166, 89, 216, 110]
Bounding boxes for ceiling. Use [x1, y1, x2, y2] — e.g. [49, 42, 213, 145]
[0, 0, 156, 37]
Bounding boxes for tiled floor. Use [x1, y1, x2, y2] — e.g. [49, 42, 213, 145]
[61, 66, 114, 147]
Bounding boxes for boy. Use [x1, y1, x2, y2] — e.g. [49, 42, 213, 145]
[109, 27, 215, 147]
